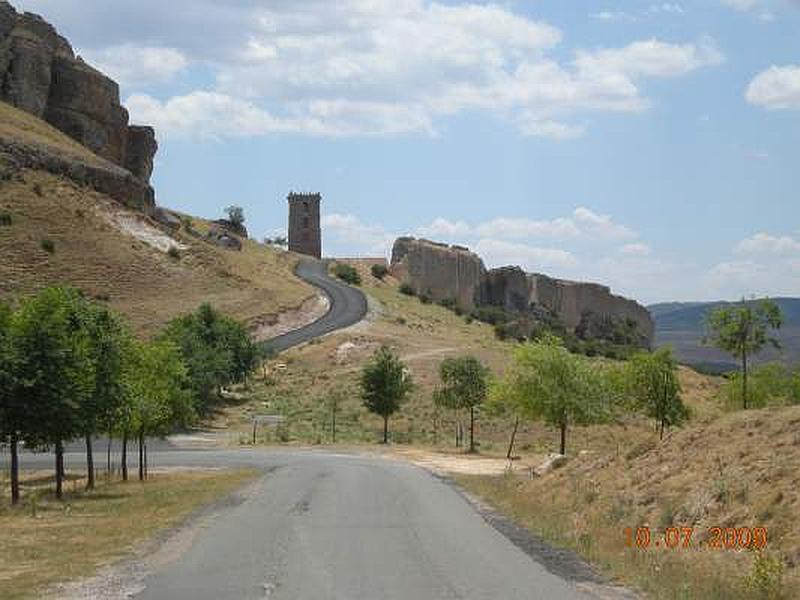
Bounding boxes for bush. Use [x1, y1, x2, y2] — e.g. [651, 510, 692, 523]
[167, 246, 181, 260]
[419, 292, 432, 304]
[0, 211, 11, 226]
[742, 551, 784, 599]
[371, 264, 389, 280]
[40, 239, 55, 253]
[399, 283, 416, 296]
[437, 297, 457, 310]
[333, 263, 362, 285]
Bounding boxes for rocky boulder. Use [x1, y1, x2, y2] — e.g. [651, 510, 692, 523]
[206, 223, 243, 251]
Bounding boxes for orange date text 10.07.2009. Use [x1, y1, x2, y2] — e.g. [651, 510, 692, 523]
[624, 526, 768, 550]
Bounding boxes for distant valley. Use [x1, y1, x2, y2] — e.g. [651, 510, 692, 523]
[650, 297, 800, 372]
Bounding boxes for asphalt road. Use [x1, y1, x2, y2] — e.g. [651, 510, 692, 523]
[263, 258, 368, 353]
[120, 449, 592, 600]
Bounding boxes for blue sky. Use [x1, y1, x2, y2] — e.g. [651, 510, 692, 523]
[14, 0, 800, 303]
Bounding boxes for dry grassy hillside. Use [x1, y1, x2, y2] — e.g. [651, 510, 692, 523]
[0, 102, 312, 335]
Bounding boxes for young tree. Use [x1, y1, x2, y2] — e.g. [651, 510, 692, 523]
[78, 304, 130, 489]
[434, 356, 489, 453]
[0, 300, 22, 504]
[627, 348, 688, 439]
[125, 339, 192, 480]
[360, 347, 413, 443]
[11, 287, 93, 499]
[705, 298, 782, 409]
[495, 336, 605, 455]
[225, 205, 245, 229]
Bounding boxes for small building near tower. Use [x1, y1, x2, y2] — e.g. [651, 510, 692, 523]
[287, 192, 322, 259]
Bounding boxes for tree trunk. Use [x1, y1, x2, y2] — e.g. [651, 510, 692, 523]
[659, 418, 666, 440]
[742, 351, 748, 410]
[559, 422, 567, 456]
[383, 416, 389, 444]
[106, 434, 112, 477]
[85, 433, 95, 490]
[138, 429, 144, 482]
[506, 417, 520, 460]
[121, 431, 128, 482]
[55, 439, 64, 500]
[468, 406, 476, 453]
[144, 439, 148, 480]
[10, 433, 20, 505]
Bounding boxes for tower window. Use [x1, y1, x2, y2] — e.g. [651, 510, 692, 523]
[303, 217, 310, 228]
[303, 201, 310, 214]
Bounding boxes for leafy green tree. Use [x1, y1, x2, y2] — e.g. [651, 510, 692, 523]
[627, 348, 688, 439]
[11, 287, 94, 499]
[125, 339, 192, 480]
[434, 356, 489, 453]
[494, 335, 605, 455]
[0, 300, 22, 504]
[78, 304, 130, 489]
[360, 347, 413, 443]
[722, 362, 794, 409]
[225, 205, 245, 229]
[371, 264, 389, 280]
[162, 303, 258, 412]
[334, 263, 362, 285]
[705, 299, 782, 409]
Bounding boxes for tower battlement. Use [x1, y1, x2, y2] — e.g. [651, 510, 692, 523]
[287, 192, 322, 259]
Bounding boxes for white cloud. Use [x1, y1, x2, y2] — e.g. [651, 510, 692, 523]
[475, 216, 579, 239]
[735, 232, 800, 256]
[721, 0, 760, 10]
[416, 218, 472, 239]
[573, 207, 638, 240]
[574, 38, 723, 80]
[86, 1, 725, 140]
[746, 65, 800, 110]
[81, 45, 187, 88]
[620, 243, 652, 255]
[321, 213, 395, 256]
[126, 92, 435, 138]
[475, 239, 579, 272]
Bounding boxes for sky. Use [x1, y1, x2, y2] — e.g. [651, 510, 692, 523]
[13, 0, 800, 304]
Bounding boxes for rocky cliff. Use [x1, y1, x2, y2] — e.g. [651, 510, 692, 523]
[0, 1, 157, 210]
[391, 237, 655, 345]
[390, 237, 486, 309]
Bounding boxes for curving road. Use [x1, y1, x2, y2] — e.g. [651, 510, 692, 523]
[263, 259, 368, 353]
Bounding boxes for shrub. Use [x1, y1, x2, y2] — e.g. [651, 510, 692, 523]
[334, 263, 362, 285]
[40, 239, 55, 253]
[437, 297, 457, 310]
[742, 551, 784, 599]
[419, 292, 432, 304]
[0, 211, 11, 226]
[167, 246, 181, 260]
[371, 264, 389, 280]
[399, 283, 416, 296]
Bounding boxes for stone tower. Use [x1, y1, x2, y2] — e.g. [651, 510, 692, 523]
[287, 192, 322, 259]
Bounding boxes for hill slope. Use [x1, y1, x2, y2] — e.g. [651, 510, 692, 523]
[650, 298, 800, 371]
[0, 101, 312, 335]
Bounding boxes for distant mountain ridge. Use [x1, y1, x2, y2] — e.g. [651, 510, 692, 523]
[649, 298, 800, 372]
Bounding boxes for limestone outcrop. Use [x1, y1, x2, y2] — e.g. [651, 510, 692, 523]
[390, 237, 655, 345]
[0, 1, 158, 196]
[390, 237, 486, 309]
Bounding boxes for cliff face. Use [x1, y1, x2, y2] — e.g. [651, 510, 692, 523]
[392, 237, 655, 345]
[390, 237, 486, 309]
[0, 1, 157, 208]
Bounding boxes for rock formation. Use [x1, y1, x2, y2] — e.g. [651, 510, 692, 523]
[0, 1, 157, 210]
[390, 237, 655, 345]
[390, 237, 486, 309]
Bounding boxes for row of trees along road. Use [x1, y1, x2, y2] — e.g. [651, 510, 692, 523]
[0, 287, 260, 505]
[358, 336, 691, 455]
